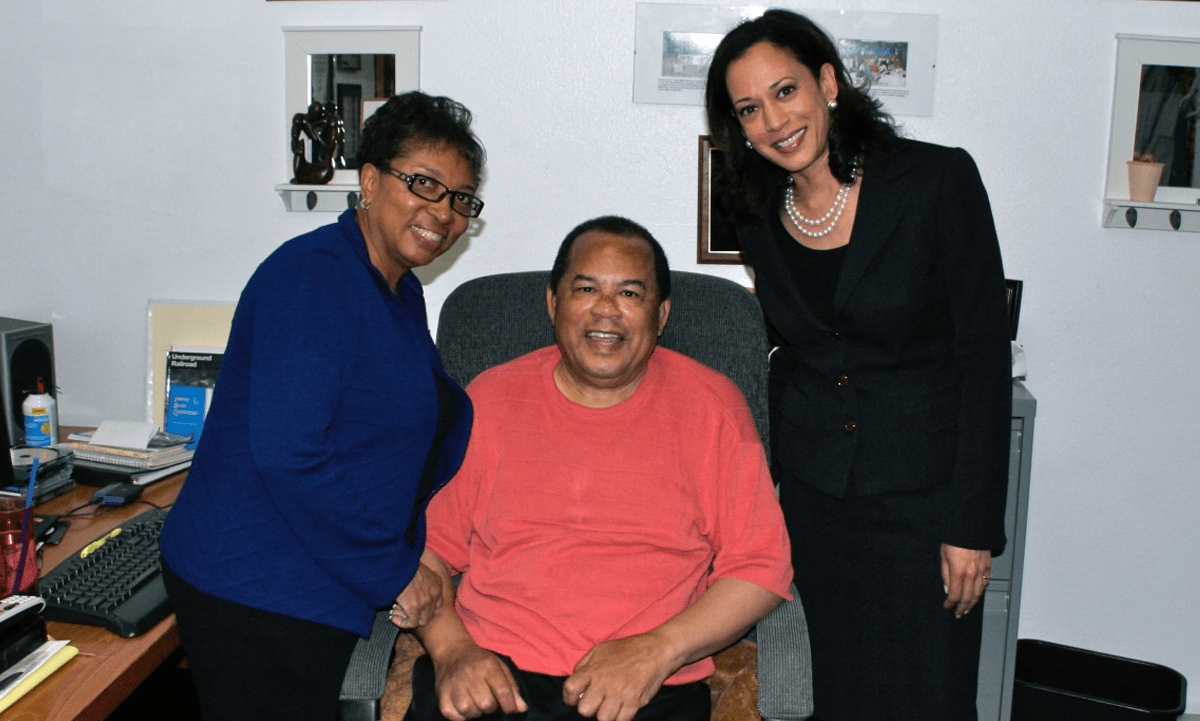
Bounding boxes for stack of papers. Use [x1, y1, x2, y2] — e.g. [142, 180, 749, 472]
[65, 422, 194, 471]
[0, 640, 79, 711]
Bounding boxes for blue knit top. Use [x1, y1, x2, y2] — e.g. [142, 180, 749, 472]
[160, 209, 472, 637]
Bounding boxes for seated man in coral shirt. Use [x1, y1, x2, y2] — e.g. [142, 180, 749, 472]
[409, 216, 793, 721]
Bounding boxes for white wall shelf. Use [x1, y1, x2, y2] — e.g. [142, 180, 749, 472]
[275, 183, 361, 212]
[1102, 199, 1200, 232]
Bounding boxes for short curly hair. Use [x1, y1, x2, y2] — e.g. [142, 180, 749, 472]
[357, 91, 486, 181]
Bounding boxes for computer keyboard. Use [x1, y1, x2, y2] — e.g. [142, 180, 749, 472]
[40, 507, 171, 638]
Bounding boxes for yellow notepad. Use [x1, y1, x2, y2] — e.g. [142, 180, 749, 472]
[0, 641, 80, 712]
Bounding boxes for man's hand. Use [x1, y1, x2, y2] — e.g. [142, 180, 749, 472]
[412, 553, 526, 720]
[391, 550, 451, 629]
[563, 578, 783, 721]
[430, 640, 527, 721]
[941, 543, 992, 618]
[562, 633, 676, 721]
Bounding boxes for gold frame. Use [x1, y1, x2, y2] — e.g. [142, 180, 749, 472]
[697, 135, 743, 265]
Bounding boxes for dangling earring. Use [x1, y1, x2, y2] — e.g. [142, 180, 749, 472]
[745, 140, 753, 149]
[828, 100, 838, 111]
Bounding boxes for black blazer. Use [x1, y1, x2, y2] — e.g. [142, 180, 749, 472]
[735, 139, 1012, 552]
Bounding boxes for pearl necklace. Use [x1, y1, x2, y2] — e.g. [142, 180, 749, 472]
[784, 182, 853, 239]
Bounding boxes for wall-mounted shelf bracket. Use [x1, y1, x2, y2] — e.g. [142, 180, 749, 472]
[276, 183, 361, 212]
[1103, 199, 1200, 232]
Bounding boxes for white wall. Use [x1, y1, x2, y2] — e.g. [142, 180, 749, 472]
[3, 0, 1199, 710]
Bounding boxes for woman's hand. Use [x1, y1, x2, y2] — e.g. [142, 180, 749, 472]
[940, 543, 992, 619]
[390, 550, 451, 628]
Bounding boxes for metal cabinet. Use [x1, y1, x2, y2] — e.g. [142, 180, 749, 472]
[977, 381, 1036, 721]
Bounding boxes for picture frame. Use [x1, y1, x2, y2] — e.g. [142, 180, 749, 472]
[697, 135, 742, 265]
[1005, 279, 1024, 341]
[362, 98, 388, 127]
[1104, 34, 1200, 206]
[634, 4, 938, 116]
[282, 26, 419, 190]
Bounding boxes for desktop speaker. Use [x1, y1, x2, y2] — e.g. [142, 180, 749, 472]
[0, 389, 12, 485]
[0, 317, 57, 447]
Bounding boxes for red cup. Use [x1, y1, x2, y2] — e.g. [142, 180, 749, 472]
[0, 497, 39, 596]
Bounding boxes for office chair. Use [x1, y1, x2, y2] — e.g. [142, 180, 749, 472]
[339, 270, 812, 720]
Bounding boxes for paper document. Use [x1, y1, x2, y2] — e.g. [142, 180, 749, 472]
[88, 421, 160, 450]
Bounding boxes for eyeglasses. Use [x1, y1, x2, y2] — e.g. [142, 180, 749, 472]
[379, 166, 484, 218]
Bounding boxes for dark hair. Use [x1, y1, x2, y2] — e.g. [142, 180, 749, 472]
[704, 9, 897, 218]
[549, 216, 671, 301]
[357, 91, 486, 181]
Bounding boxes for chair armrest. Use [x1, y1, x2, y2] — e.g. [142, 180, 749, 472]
[756, 585, 813, 720]
[340, 610, 400, 721]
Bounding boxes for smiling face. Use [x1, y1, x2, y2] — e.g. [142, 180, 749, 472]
[357, 143, 476, 288]
[725, 41, 838, 180]
[547, 231, 672, 408]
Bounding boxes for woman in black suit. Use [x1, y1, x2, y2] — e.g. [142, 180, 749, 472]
[705, 10, 1012, 720]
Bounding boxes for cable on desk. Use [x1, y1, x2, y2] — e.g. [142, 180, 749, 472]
[45, 498, 174, 523]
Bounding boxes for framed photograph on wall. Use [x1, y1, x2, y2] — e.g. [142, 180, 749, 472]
[635, 4, 938, 116]
[697, 135, 742, 264]
[362, 98, 388, 126]
[1005, 279, 1024, 341]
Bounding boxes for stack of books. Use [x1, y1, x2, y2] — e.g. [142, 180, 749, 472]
[3, 448, 74, 505]
[65, 429, 193, 487]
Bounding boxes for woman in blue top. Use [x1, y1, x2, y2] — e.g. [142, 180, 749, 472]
[160, 91, 485, 720]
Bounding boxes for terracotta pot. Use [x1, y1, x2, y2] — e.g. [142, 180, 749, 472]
[1127, 160, 1165, 203]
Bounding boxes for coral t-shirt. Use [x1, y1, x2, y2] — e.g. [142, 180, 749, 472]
[426, 346, 792, 684]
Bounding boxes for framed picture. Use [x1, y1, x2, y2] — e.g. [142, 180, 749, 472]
[282, 27, 420, 190]
[634, 4, 938, 116]
[697, 135, 743, 264]
[1104, 34, 1200, 206]
[1005, 279, 1024, 341]
[362, 98, 388, 127]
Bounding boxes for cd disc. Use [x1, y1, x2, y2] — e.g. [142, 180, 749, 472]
[11, 446, 61, 467]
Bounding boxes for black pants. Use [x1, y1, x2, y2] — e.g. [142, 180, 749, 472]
[406, 653, 710, 721]
[162, 561, 360, 721]
[783, 480, 983, 721]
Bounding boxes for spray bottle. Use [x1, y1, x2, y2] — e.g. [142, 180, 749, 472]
[22, 377, 58, 447]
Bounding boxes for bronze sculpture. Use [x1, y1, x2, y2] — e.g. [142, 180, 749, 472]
[290, 101, 347, 185]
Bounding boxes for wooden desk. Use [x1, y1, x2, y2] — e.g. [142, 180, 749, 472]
[4, 471, 186, 721]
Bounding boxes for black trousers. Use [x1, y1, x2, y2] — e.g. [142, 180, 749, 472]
[406, 653, 710, 721]
[162, 561, 360, 721]
[782, 480, 984, 721]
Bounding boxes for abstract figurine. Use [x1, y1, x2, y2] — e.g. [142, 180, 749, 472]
[290, 101, 347, 185]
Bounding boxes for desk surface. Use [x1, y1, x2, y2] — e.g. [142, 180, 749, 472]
[4, 471, 185, 721]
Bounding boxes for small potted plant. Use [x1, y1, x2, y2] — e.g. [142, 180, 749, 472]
[1127, 151, 1165, 203]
